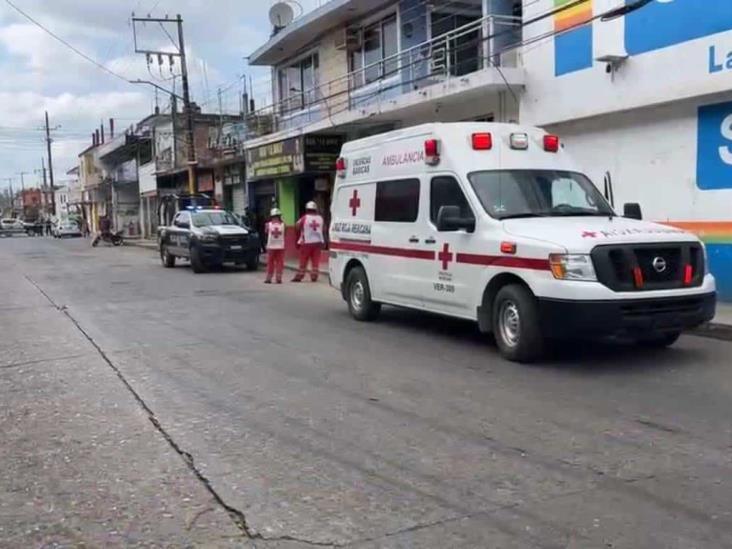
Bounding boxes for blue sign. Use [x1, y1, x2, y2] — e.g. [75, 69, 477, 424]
[697, 101, 732, 190]
[626, 0, 732, 56]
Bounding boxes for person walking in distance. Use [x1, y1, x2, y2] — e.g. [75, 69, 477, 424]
[264, 208, 286, 284]
[292, 201, 325, 282]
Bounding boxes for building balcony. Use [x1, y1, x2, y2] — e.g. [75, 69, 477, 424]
[245, 14, 523, 147]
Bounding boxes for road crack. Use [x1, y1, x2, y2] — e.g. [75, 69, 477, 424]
[23, 275, 342, 548]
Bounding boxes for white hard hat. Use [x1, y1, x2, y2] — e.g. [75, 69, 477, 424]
[305, 201, 318, 211]
[270, 208, 282, 217]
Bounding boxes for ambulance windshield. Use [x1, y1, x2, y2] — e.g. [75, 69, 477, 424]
[468, 170, 614, 220]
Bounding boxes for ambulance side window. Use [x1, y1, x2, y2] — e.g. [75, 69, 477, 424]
[375, 179, 420, 222]
[430, 176, 473, 224]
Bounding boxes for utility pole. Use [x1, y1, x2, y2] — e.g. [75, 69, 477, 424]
[132, 14, 197, 194]
[3, 178, 14, 213]
[17, 171, 28, 213]
[45, 111, 57, 216]
[177, 14, 197, 195]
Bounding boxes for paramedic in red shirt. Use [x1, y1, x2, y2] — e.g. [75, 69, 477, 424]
[292, 201, 325, 282]
[264, 208, 285, 284]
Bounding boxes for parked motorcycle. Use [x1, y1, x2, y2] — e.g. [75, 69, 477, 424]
[91, 230, 124, 247]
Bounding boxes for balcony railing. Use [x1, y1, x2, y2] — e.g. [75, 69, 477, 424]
[245, 14, 521, 140]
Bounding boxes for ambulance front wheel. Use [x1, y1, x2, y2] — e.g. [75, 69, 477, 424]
[347, 267, 381, 321]
[493, 284, 545, 363]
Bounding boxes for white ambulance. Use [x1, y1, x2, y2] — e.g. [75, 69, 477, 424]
[328, 123, 716, 362]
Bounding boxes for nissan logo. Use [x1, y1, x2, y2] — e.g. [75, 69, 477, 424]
[652, 256, 668, 273]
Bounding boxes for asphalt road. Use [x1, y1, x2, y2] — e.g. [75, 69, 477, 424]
[1, 235, 731, 548]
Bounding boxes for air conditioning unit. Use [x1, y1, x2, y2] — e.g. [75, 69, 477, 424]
[335, 27, 362, 50]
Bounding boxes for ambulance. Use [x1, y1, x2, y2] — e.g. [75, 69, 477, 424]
[328, 123, 716, 362]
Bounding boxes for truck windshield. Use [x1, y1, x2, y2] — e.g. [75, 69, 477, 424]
[468, 170, 614, 220]
[191, 212, 238, 227]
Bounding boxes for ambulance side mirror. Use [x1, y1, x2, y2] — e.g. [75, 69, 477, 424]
[437, 206, 475, 233]
[623, 203, 643, 220]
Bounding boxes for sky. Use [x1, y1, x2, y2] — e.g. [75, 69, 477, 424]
[0, 0, 322, 193]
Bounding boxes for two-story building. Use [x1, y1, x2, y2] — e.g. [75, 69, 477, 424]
[136, 105, 243, 238]
[245, 0, 523, 257]
[521, 0, 732, 300]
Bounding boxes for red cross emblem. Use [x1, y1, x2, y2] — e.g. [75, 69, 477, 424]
[582, 231, 598, 238]
[438, 243, 454, 271]
[349, 189, 361, 216]
[270, 226, 282, 239]
[309, 218, 321, 232]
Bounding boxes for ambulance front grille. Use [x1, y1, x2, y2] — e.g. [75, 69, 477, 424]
[591, 243, 704, 292]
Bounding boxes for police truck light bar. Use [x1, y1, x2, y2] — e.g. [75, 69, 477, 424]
[424, 139, 440, 165]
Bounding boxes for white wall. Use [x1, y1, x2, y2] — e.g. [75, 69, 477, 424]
[139, 162, 156, 195]
[521, 0, 732, 126]
[550, 94, 732, 222]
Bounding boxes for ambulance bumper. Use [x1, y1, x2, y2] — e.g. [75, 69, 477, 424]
[536, 293, 716, 339]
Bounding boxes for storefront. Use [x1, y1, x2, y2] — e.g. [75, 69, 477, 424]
[245, 134, 343, 259]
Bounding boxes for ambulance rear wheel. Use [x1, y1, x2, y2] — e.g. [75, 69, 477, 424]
[493, 284, 544, 363]
[347, 267, 380, 321]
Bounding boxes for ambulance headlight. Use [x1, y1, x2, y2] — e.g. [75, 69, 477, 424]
[549, 254, 597, 282]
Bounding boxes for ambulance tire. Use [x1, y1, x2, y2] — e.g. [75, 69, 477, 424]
[493, 284, 544, 363]
[190, 246, 207, 274]
[347, 267, 381, 321]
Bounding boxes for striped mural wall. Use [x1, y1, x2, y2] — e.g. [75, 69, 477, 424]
[554, 0, 594, 76]
[666, 222, 732, 301]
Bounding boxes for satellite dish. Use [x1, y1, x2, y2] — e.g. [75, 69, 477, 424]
[269, 2, 295, 28]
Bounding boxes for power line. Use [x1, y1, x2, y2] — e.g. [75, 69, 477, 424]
[3, 0, 131, 83]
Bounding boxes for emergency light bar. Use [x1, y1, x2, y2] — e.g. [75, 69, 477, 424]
[472, 133, 493, 150]
[510, 133, 529, 150]
[424, 139, 440, 165]
[544, 135, 560, 153]
[336, 157, 347, 178]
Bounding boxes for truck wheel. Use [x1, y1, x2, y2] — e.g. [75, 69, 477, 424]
[160, 245, 176, 268]
[493, 284, 544, 363]
[246, 253, 260, 271]
[637, 332, 681, 348]
[346, 267, 381, 321]
[190, 247, 207, 274]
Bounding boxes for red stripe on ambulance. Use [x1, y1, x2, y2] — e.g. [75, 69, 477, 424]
[330, 241, 435, 260]
[331, 241, 550, 271]
[456, 253, 551, 271]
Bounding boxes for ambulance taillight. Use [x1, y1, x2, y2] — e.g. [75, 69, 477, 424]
[472, 133, 493, 150]
[336, 157, 347, 178]
[544, 134, 560, 153]
[424, 139, 441, 165]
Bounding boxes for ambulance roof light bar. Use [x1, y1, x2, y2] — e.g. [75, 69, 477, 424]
[472, 133, 493, 150]
[336, 157, 347, 178]
[510, 133, 529, 150]
[544, 134, 560, 153]
[425, 138, 440, 165]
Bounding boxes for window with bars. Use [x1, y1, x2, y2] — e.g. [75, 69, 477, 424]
[277, 53, 320, 114]
[348, 15, 399, 89]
